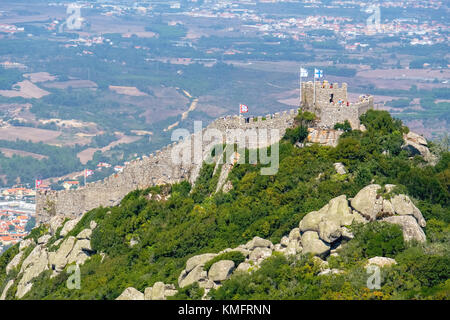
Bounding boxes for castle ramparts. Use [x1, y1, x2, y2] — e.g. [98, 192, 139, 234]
[35, 110, 298, 224]
[36, 81, 374, 224]
[301, 81, 373, 129]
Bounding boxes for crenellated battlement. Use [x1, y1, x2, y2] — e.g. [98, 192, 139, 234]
[301, 80, 373, 129]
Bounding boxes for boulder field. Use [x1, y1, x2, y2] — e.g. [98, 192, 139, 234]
[118, 184, 426, 300]
[0, 183, 426, 300]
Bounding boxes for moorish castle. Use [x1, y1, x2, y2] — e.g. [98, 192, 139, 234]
[35, 81, 373, 224]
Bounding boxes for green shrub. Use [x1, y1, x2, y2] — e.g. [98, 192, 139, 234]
[204, 251, 246, 272]
[342, 222, 405, 259]
[334, 120, 352, 132]
[169, 282, 204, 300]
[284, 126, 308, 144]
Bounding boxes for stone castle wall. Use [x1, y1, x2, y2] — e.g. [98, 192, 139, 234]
[35, 110, 298, 224]
[301, 81, 348, 109]
[301, 81, 373, 129]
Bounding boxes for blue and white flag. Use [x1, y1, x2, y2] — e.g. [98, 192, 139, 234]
[314, 68, 323, 79]
[300, 68, 308, 78]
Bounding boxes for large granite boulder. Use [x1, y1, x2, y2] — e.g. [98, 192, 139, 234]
[76, 228, 92, 240]
[66, 239, 92, 266]
[151, 282, 165, 300]
[0, 279, 14, 300]
[235, 262, 252, 273]
[116, 287, 144, 300]
[318, 220, 342, 243]
[301, 231, 330, 257]
[366, 256, 397, 268]
[185, 253, 216, 273]
[403, 131, 433, 162]
[208, 260, 235, 282]
[245, 236, 273, 250]
[48, 215, 65, 235]
[16, 245, 49, 298]
[60, 218, 80, 237]
[350, 184, 382, 221]
[178, 264, 207, 288]
[248, 247, 272, 263]
[334, 162, 347, 175]
[37, 234, 51, 245]
[382, 215, 426, 243]
[405, 131, 427, 146]
[300, 195, 354, 234]
[19, 238, 35, 251]
[390, 194, 426, 227]
[48, 236, 76, 272]
[6, 250, 25, 274]
[288, 228, 301, 242]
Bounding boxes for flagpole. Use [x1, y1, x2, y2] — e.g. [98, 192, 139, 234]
[299, 68, 302, 108]
[313, 69, 316, 108]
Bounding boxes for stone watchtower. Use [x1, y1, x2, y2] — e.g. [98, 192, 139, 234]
[301, 80, 373, 130]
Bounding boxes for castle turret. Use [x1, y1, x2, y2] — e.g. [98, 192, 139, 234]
[301, 81, 372, 130]
[301, 80, 348, 111]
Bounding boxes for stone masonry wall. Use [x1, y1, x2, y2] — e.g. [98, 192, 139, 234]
[301, 81, 373, 129]
[36, 110, 298, 224]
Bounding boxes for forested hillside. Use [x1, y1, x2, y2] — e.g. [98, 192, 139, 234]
[0, 110, 448, 300]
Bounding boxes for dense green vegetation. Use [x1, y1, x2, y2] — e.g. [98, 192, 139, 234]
[0, 68, 23, 89]
[1, 110, 448, 300]
[204, 252, 246, 272]
[0, 139, 83, 186]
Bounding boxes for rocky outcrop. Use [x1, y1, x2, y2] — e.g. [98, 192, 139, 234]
[350, 184, 382, 221]
[19, 239, 35, 251]
[334, 162, 347, 175]
[349, 185, 426, 242]
[301, 231, 330, 258]
[60, 218, 81, 237]
[117, 282, 178, 300]
[245, 237, 273, 250]
[171, 184, 427, 295]
[4, 183, 427, 300]
[6, 250, 25, 274]
[402, 131, 435, 163]
[390, 195, 426, 227]
[365, 256, 397, 268]
[208, 260, 235, 282]
[0, 280, 14, 300]
[116, 287, 145, 300]
[2, 217, 98, 299]
[382, 216, 426, 243]
[17, 245, 49, 298]
[179, 264, 208, 288]
[185, 253, 217, 273]
[145, 282, 177, 300]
